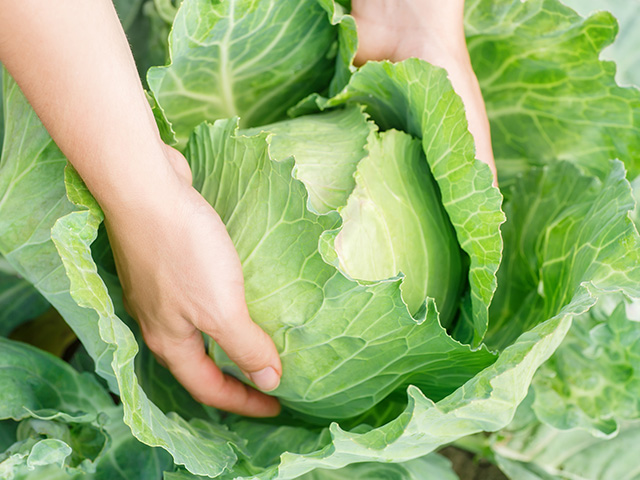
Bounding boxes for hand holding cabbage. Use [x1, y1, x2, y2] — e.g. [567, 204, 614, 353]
[0, 0, 282, 417]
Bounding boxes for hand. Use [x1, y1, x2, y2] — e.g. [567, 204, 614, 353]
[0, 0, 281, 417]
[351, 0, 498, 184]
[104, 146, 282, 417]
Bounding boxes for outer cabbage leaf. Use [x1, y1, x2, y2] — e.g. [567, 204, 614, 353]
[0, 337, 112, 425]
[189, 119, 494, 419]
[530, 296, 640, 437]
[167, 458, 458, 480]
[465, 0, 640, 184]
[481, 161, 640, 473]
[4, 465, 80, 480]
[487, 161, 640, 349]
[90, 407, 174, 480]
[148, 0, 341, 148]
[493, 456, 561, 480]
[1, 439, 73, 480]
[632, 175, 640, 229]
[560, 0, 640, 88]
[0, 337, 109, 475]
[0, 256, 50, 337]
[490, 398, 640, 480]
[313, 0, 357, 96]
[0, 340, 172, 480]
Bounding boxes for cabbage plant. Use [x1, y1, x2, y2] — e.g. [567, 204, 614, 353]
[1, 0, 639, 478]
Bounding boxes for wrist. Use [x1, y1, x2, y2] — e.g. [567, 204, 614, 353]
[88, 142, 189, 224]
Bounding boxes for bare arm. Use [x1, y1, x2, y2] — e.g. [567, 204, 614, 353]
[0, 0, 281, 416]
[0, 0, 170, 208]
[352, 0, 498, 184]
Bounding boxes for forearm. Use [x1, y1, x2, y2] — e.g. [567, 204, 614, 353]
[0, 0, 176, 216]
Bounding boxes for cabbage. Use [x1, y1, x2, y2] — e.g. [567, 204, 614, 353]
[1, 0, 639, 478]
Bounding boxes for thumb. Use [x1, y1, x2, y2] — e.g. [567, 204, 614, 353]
[202, 305, 282, 392]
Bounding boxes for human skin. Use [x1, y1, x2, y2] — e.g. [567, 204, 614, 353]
[0, 0, 281, 417]
[0, 0, 496, 417]
[352, 0, 498, 185]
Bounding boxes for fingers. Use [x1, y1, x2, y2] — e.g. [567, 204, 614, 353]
[196, 303, 283, 393]
[147, 327, 281, 417]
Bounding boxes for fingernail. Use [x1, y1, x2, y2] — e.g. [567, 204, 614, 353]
[249, 367, 280, 392]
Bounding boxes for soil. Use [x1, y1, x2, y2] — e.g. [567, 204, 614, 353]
[439, 447, 508, 480]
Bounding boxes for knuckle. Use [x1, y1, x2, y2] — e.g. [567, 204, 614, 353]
[142, 333, 165, 357]
[221, 301, 250, 324]
[234, 348, 265, 367]
[193, 303, 247, 336]
[233, 341, 273, 369]
[192, 314, 222, 338]
[140, 327, 178, 361]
